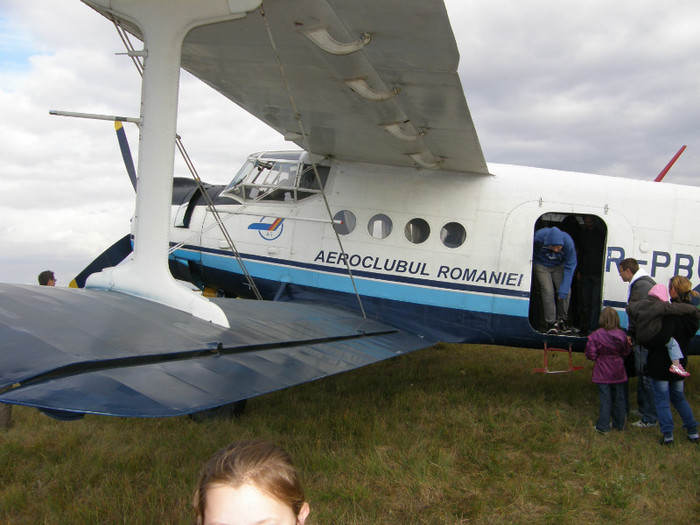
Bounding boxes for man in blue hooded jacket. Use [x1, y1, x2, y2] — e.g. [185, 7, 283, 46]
[533, 226, 577, 334]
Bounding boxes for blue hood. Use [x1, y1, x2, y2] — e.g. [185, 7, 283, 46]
[544, 227, 564, 246]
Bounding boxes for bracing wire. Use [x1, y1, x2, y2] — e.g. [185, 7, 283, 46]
[259, 3, 367, 318]
[175, 138, 263, 300]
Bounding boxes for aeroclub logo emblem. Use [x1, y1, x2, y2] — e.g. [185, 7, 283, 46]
[247, 217, 285, 240]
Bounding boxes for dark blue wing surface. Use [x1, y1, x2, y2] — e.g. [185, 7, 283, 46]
[0, 284, 430, 417]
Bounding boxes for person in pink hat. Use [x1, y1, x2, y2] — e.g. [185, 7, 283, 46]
[627, 277, 700, 445]
[628, 283, 691, 377]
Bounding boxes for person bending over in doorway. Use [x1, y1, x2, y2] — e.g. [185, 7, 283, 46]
[533, 226, 577, 335]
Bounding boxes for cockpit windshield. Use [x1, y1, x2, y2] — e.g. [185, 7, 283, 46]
[221, 151, 329, 203]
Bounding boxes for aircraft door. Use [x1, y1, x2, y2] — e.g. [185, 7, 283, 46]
[529, 213, 607, 336]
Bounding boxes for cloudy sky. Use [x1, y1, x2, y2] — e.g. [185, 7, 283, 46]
[1, 0, 699, 285]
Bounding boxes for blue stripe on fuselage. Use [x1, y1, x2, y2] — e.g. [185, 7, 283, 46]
[173, 244, 530, 317]
[170, 244, 700, 354]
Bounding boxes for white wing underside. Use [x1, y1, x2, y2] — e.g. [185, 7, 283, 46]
[100, 0, 488, 174]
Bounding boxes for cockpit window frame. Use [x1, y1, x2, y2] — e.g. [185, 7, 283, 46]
[220, 152, 330, 204]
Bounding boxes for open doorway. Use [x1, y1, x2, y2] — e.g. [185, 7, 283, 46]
[529, 213, 607, 336]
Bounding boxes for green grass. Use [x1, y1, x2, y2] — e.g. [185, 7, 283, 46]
[2, 344, 700, 524]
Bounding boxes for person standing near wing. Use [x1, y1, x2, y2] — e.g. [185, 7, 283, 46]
[618, 257, 658, 428]
[4, 270, 60, 428]
[533, 226, 577, 335]
[37, 270, 56, 286]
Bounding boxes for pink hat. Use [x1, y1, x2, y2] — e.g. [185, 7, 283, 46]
[648, 283, 670, 302]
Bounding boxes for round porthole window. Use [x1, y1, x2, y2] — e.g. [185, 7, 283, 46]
[440, 222, 466, 248]
[405, 218, 430, 244]
[333, 210, 356, 235]
[368, 214, 393, 239]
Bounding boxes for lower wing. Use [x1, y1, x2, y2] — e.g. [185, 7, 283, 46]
[0, 284, 430, 417]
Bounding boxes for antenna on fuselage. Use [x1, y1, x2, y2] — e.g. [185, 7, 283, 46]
[654, 145, 686, 182]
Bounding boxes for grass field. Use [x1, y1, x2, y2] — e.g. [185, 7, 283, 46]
[1, 343, 699, 524]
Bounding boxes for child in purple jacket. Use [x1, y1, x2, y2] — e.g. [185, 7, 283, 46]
[585, 307, 632, 433]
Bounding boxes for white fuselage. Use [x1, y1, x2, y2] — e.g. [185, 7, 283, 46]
[169, 154, 700, 346]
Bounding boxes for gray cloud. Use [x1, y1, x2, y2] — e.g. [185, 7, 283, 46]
[454, 1, 700, 180]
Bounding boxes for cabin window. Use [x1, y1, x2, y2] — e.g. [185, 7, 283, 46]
[440, 222, 466, 248]
[405, 218, 430, 244]
[368, 214, 393, 239]
[333, 210, 356, 235]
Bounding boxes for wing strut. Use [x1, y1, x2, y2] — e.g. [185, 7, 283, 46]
[112, 9, 263, 300]
[82, 0, 263, 327]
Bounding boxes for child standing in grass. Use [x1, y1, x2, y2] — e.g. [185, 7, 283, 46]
[585, 307, 632, 433]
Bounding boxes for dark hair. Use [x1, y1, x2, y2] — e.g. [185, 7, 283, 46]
[618, 258, 639, 274]
[598, 306, 620, 330]
[193, 440, 306, 525]
[38, 270, 55, 285]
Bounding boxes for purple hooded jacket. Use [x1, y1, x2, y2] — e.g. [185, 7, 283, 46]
[584, 327, 631, 384]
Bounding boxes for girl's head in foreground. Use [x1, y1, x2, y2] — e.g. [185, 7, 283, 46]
[194, 440, 310, 525]
[598, 306, 620, 330]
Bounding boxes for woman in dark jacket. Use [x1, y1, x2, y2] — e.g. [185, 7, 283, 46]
[643, 276, 700, 445]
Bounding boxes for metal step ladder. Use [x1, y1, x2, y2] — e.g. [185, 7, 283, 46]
[532, 343, 584, 374]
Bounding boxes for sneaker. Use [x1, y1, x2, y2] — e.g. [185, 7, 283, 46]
[688, 434, 700, 444]
[661, 437, 674, 446]
[546, 324, 559, 335]
[556, 319, 580, 335]
[594, 426, 609, 434]
[632, 420, 657, 428]
[669, 363, 691, 377]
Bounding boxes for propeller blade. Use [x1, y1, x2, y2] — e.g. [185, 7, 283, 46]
[115, 120, 137, 191]
[69, 234, 132, 288]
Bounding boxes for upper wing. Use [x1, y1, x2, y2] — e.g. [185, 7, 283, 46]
[94, 0, 487, 174]
[0, 284, 430, 417]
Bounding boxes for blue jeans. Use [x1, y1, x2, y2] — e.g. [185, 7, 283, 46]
[634, 345, 657, 424]
[650, 379, 698, 439]
[667, 338, 683, 361]
[596, 383, 626, 432]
